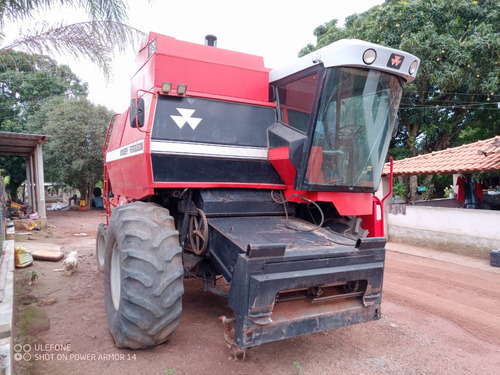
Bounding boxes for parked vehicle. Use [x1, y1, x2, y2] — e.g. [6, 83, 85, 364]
[96, 32, 419, 349]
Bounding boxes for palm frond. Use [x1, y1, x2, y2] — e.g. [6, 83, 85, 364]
[78, 0, 128, 22]
[0, 20, 145, 79]
[0, 0, 129, 23]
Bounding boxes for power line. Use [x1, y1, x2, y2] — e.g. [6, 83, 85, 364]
[404, 90, 498, 98]
[399, 99, 500, 110]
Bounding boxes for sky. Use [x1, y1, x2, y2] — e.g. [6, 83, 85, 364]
[5, 0, 385, 113]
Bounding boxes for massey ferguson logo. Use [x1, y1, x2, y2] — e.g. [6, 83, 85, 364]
[387, 53, 404, 69]
[170, 108, 202, 130]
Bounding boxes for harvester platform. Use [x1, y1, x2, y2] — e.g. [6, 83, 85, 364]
[207, 215, 386, 347]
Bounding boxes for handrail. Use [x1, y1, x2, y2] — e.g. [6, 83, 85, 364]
[103, 113, 119, 224]
[103, 113, 119, 155]
[381, 156, 394, 205]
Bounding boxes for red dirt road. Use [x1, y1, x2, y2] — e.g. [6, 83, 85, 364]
[12, 210, 500, 374]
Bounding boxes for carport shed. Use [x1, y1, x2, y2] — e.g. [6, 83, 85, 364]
[0, 131, 50, 221]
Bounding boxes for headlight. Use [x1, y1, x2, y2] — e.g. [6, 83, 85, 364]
[363, 49, 377, 65]
[409, 60, 419, 75]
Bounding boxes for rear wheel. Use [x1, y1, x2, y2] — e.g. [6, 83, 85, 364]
[104, 201, 184, 349]
[96, 223, 107, 272]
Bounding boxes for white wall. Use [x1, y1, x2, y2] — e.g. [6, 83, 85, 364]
[386, 205, 500, 258]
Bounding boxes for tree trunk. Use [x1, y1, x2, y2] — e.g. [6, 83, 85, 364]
[409, 175, 418, 202]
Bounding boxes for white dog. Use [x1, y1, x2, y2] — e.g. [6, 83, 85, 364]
[54, 251, 79, 275]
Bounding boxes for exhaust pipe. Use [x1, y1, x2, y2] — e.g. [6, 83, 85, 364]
[205, 34, 217, 47]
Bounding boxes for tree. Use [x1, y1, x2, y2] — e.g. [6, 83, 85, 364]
[0, 0, 145, 79]
[300, 0, 500, 157]
[27, 96, 112, 202]
[0, 0, 145, 199]
[0, 51, 88, 131]
[0, 51, 88, 197]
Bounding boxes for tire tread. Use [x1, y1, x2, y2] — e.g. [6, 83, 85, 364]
[104, 201, 184, 349]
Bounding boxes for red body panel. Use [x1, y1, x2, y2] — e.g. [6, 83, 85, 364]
[107, 156, 153, 199]
[359, 196, 384, 237]
[106, 112, 126, 151]
[106, 33, 281, 201]
[270, 146, 373, 217]
[307, 192, 373, 216]
[131, 33, 271, 105]
[268, 147, 296, 186]
[284, 190, 373, 216]
[105, 107, 154, 199]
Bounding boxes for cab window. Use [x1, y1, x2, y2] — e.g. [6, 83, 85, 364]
[277, 73, 319, 133]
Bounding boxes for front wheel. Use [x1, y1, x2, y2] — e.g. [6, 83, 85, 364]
[104, 201, 184, 349]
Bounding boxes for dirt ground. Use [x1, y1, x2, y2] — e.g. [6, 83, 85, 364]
[11, 209, 500, 375]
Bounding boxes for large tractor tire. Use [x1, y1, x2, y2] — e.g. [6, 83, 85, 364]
[96, 223, 107, 273]
[104, 201, 184, 349]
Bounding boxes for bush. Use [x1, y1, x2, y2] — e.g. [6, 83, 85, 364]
[392, 182, 406, 197]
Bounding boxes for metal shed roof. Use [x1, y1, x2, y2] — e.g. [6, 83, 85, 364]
[0, 131, 50, 156]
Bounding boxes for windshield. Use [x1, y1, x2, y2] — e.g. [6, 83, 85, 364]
[304, 67, 402, 191]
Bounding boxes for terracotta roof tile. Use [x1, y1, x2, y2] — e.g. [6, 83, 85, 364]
[384, 135, 500, 176]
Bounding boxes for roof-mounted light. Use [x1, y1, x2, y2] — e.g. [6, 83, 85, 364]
[177, 84, 187, 96]
[161, 82, 172, 94]
[409, 60, 419, 75]
[363, 49, 377, 65]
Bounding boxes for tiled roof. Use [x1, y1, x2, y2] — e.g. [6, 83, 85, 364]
[383, 135, 500, 176]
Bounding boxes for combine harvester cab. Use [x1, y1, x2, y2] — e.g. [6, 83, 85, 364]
[100, 32, 419, 349]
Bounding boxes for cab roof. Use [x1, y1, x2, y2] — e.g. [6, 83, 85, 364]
[270, 39, 420, 83]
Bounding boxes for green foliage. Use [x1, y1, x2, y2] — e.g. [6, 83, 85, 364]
[301, 0, 500, 157]
[444, 185, 454, 197]
[0, 51, 89, 197]
[293, 361, 303, 375]
[26, 270, 45, 284]
[0, 51, 88, 129]
[0, 0, 127, 23]
[0, 1, 145, 80]
[419, 178, 436, 200]
[0, 156, 25, 198]
[392, 181, 406, 197]
[26, 96, 112, 202]
[0, 2, 144, 196]
[431, 174, 453, 197]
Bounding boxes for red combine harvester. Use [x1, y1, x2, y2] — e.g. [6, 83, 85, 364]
[96, 32, 419, 349]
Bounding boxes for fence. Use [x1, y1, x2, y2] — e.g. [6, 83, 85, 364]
[387, 204, 500, 258]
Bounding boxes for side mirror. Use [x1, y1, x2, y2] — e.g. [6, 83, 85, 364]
[130, 98, 145, 128]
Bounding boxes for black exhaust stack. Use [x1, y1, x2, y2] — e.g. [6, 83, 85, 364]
[205, 35, 217, 47]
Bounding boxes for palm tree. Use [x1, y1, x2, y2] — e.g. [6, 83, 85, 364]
[0, 0, 145, 78]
